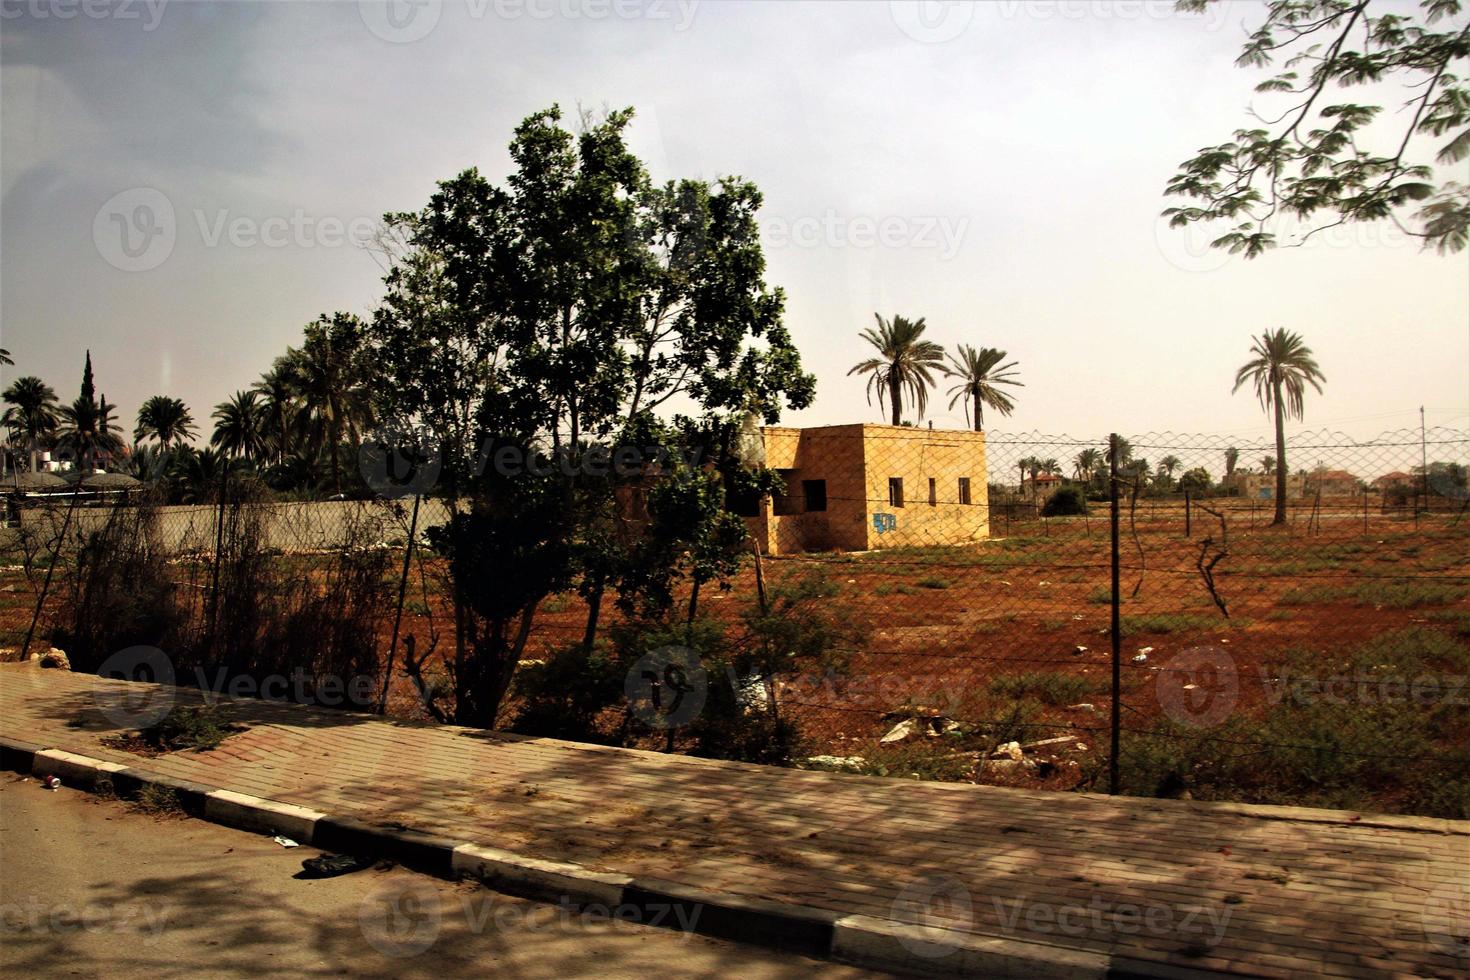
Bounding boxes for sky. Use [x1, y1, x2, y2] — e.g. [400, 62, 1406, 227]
[1, 0, 1467, 453]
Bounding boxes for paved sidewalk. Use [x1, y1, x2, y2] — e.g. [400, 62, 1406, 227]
[2, 664, 1465, 977]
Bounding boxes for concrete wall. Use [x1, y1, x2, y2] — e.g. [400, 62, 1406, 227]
[4, 499, 455, 558]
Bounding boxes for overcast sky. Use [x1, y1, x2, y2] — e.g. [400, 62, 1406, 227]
[2, 0, 1467, 452]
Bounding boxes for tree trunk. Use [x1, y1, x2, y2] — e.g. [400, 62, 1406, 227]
[1272, 380, 1288, 525]
[581, 577, 604, 654]
[973, 387, 984, 432]
[889, 376, 902, 426]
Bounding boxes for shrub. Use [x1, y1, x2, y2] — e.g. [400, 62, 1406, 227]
[1041, 486, 1087, 517]
[140, 704, 234, 752]
[988, 672, 1099, 706]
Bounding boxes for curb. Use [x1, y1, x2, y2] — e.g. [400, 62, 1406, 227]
[0, 736, 1235, 978]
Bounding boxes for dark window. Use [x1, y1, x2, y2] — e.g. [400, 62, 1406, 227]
[803, 479, 827, 512]
[772, 469, 802, 515]
[888, 477, 904, 508]
[928, 478, 937, 506]
[958, 477, 972, 505]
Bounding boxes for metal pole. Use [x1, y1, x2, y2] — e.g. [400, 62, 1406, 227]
[1363, 488, 1369, 535]
[1184, 490, 1191, 538]
[378, 493, 421, 715]
[1109, 433, 1121, 797]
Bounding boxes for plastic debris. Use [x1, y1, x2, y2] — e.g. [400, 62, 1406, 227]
[1132, 653, 1148, 663]
[298, 854, 372, 879]
[273, 835, 300, 848]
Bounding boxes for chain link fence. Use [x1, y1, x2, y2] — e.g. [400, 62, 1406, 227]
[3, 426, 1467, 816]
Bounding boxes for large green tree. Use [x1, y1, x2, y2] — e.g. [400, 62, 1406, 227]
[1166, 0, 1470, 257]
[211, 390, 267, 461]
[1233, 328, 1327, 524]
[134, 395, 197, 451]
[370, 105, 814, 728]
[2, 376, 60, 472]
[848, 314, 945, 426]
[55, 352, 124, 474]
[943, 345, 1022, 432]
[285, 313, 375, 493]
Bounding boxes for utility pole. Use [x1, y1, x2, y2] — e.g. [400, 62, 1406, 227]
[1108, 434, 1121, 797]
[1420, 406, 1429, 505]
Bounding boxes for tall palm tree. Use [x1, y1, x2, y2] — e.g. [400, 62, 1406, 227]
[847, 314, 945, 426]
[942, 345, 1022, 432]
[211, 391, 267, 461]
[55, 396, 125, 474]
[2, 376, 60, 472]
[286, 316, 374, 492]
[1261, 455, 1276, 475]
[1073, 448, 1101, 482]
[1040, 457, 1060, 476]
[1233, 328, 1326, 525]
[134, 395, 197, 452]
[1223, 446, 1240, 479]
[253, 360, 299, 466]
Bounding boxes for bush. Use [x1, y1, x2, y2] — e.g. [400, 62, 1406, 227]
[1041, 486, 1087, 517]
[140, 704, 234, 752]
[988, 672, 1099, 706]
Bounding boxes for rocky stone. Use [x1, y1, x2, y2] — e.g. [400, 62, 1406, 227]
[37, 648, 70, 670]
[880, 718, 921, 744]
[805, 755, 866, 772]
[990, 740, 1024, 761]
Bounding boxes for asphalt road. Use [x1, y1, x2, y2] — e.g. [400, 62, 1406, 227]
[0, 775, 884, 979]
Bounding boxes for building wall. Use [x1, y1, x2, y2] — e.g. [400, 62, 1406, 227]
[748, 424, 988, 554]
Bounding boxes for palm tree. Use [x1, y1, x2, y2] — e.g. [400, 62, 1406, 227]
[847, 314, 946, 426]
[134, 395, 197, 452]
[1040, 457, 1060, 476]
[0, 348, 12, 366]
[1261, 455, 1276, 475]
[1223, 446, 1240, 479]
[253, 360, 298, 466]
[942, 345, 1021, 431]
[55, 396, 125, 474]
[2, 376, 60, 472]
[1233, 328, 1326, 525]
[211, 391, 267, 461]
[286, 316, 374, 492]
[1073, 448, 1101, 482]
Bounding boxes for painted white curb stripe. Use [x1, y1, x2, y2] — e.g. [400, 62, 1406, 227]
[32, 748, 129, 786]
[831, 913, 1111, 979]
[203, 789, 326, 843]
[452, 842, 631, 907]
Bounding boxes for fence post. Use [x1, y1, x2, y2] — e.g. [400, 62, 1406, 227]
[1363, 488, 1369, 535]
[1184, 490, 1191, 538]
[208, 467, 227, 646]
[20, 481, 84, 660]
[1108, 433, 1121, 797]
[378, 493, 421, 715]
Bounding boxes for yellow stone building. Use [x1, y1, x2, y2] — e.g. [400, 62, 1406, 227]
[743, 424, 989, 555]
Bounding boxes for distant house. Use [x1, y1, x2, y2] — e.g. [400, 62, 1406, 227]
[742, 424, 988, 555]
[1373, 471, 1414, 492]
[1223, 470, 1307, 500]
[1304, 468, 1360, 497]
[1022, 472, 1063, 504]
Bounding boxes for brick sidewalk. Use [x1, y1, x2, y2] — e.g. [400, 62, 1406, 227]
[3, 664, 1465, 977]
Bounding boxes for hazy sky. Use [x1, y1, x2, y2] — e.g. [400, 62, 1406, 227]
[2, 0, 1467, 451]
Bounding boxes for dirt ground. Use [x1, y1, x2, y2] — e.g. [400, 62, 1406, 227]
[4, 501, 1467, 810]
